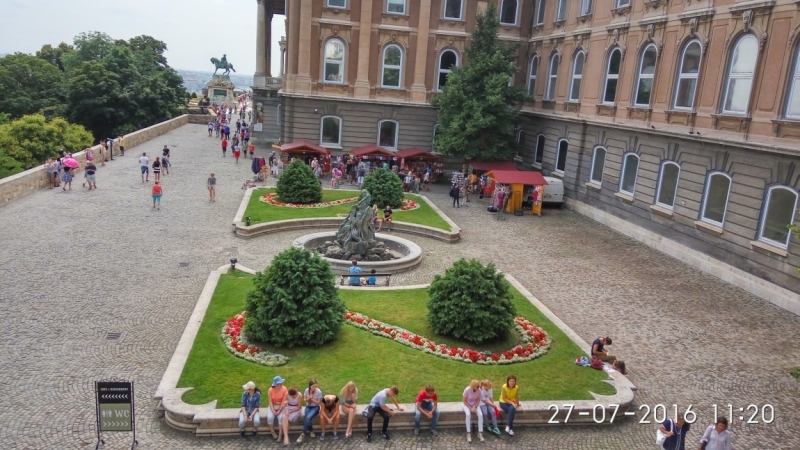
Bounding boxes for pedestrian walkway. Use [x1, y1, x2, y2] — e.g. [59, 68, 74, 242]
[0, 124, 797, 449]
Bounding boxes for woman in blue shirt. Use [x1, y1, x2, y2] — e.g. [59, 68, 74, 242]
[239, 381, 261, 437]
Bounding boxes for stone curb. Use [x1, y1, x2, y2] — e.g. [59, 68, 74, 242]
[156, 265, 637, 435]
[231, 188, 461, 243]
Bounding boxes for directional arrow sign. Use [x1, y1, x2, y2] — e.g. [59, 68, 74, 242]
[97, 382, 131, 404]
[99, 404, 132, 431]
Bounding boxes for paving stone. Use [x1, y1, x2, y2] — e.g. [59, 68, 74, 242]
[0, 124, 797, 449]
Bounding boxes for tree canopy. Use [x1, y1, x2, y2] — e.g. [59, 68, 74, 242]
[0, 114, 93, 171]
[431, 4, 527, 160]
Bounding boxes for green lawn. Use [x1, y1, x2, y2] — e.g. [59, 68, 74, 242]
[243, 188, 452, 231]
[177, 273, 614, 408]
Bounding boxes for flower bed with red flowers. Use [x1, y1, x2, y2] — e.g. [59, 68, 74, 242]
[259, 192, 359, 208]
[398, 199, 419, 211]
[221, 313, 289, 366]
[343, 311, 551, 364]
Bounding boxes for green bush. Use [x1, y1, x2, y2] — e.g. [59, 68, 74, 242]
[276, 159, 322, 204]
[362, 168, 404, 208]
[427, 259, 516, 345]
[244, 247, 345, 348]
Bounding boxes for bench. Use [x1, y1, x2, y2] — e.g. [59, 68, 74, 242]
[338, 273, 392, 287]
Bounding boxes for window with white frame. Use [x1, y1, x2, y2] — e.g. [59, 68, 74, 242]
[603, 48, 622, 104]
[569, 51, 584, 101]
[536, 0, 546, 25]
[528, 56, 539, 96]
[320, 116, 342, 147]
[500, 0, 518, 25]
[655, 161, 681, 209]
[615, 0, 630, 7]
[387, 0, 405, 14]
[546, 54, 559, 100]
[674, 40, 702, 109]
[381, 45, 403, 88]
[555, 0, 567, 21]
[785, 45, 800, 118]
[437, 50, 458, 91]
[534, 134, 545, 165]
[722, 34, 758, 114]
[619, 153, 639, 195]
[327, 0, 346, 8]
[323, 39, 345, 83]
[589, 147, 606, 184]
[555, 139, 568, 172]
[635, 44, 657, 106]
[580, 0, 592, 16]
[444, 0, 462, 19]
[378, 120, 399, 148]
[700, 172, 732, 226]
[758, 186, 799, 248]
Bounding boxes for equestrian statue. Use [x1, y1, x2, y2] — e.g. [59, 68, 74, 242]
[211, 54, 236, 76]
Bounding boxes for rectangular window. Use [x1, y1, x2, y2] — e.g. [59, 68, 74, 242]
[327, 0, 346, 8]
[387, 0, 405, 14]
[555, 0, 567, 21]
[580, 0, 591, 16]
[615, 0, 630, 7]
[536, 0, 546, 25]
[444, 0, 462, 19]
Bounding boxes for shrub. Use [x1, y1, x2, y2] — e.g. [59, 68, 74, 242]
[362, 168, 403, 208]
[427, 259, 516, 345]
[276, 159, 322, 204]
[244, 247, 345, 348]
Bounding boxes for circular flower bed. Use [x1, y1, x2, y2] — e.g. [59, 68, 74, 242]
[222, 313, 289, 367]
[260, 192, 359, 208]
[343, 311, 551, 364]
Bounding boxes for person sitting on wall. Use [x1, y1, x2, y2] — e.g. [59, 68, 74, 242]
[366, 269, 377, 286]
[348, 260, 362, 286]
[380, 205, 393, 231]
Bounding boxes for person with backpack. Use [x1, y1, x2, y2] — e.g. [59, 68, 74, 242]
[449, 184, 461, 208]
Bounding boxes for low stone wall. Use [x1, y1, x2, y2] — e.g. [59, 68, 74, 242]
[0, 115, 190, 208]
[188, 114, 216, 124]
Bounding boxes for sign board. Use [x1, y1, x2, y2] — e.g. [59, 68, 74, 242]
[97, 382, 132, 432]
[253, 123, 263, 132]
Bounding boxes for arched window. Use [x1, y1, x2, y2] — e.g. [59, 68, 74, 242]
[500, 0, 518, 25]
[589, 147, 606, 184]
[381, 45, 403, 88]
[619, 153, 639, 195]
[722, 34, 758, 114]
[322, 39, 345, 83]
[387, 0, 406, 14]
[546, 54, 559, 100]
[785, 44, 800, 118]
[674, 40, 703, 109]
[635, 44, 657, 106]
[655, 162, 681, 209]
[603, 48, 622, 104]
[437, 50, 459, 91]
[569, 51, 584, 102]
[700, 172, 732, 226]
[528, 56, 538, 96]
[555, 0, 567, 21]
[378, 119, 399, 149]
[535, 0, 546, 25]
[758, 186, 799, 248]
[534, 134, 545, 165]
[320, 116, 342, 147]
[555, 139, 568, 173]
[444, 0, 463, 19]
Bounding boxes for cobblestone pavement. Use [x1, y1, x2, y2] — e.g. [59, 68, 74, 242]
[1, 124, 798, 449]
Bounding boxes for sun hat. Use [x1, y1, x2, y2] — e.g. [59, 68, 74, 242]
[272, 376, 285, 387]
[242, 381, 256, 390]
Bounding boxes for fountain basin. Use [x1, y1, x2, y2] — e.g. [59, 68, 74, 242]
[294, 232, 422, 274]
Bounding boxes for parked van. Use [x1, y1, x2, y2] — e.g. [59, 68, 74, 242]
[542, 176, 564, 205]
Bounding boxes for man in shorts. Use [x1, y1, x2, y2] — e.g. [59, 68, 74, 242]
[139, 152, 149, 183]
[208, 121, 214, 137]
[357, 165, 366, 187]
[85, 161, 97, 190]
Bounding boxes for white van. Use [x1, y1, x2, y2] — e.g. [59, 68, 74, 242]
[542, 176, 564, 205]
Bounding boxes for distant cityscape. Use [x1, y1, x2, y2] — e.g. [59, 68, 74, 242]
[177, 69, 254, 96]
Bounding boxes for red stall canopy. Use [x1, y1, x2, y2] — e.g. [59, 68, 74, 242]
[396, 147, 440, 160]
[486, 170, 548, 186]
[468, 160, 519, 172]
[351, 144, 395, 158]
[280, 140, 328, 156]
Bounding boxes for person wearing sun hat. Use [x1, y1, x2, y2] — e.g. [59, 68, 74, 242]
[267, 376, 288, 441]
[239, 381, 261, 438]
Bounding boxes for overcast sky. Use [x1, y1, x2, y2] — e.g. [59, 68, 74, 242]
[0, 0, 285, 75]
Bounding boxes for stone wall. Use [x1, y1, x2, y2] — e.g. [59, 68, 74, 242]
[0, 115, 190, 208]
[188, 114, 216, 124]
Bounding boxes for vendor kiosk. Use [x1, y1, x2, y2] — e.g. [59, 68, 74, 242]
[278, 140, 328, 164]
[350, 144, 396, 171]
[396, 147, 441, 182]
[484, 170, 548, 216]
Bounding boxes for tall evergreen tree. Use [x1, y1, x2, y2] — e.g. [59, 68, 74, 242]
[431, 3, 527, 160]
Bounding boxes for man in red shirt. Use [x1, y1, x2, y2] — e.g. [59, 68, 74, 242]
[413, 385, 440, 437]
[221, 138, 228, 157]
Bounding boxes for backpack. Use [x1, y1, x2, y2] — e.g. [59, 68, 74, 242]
[590, 356, 604, 370]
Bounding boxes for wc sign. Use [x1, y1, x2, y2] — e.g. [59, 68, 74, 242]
[96, 381, 133, 432]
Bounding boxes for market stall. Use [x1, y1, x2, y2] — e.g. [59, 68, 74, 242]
[279, 140, 328, 163]
[484, 169, 548, 216]
[396, 147, 441, 181]
[350, 144, 397, 171]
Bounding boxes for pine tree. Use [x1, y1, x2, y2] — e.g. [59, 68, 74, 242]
[361, 168, 404, 208]
[276, 159, 323, 203]
[431, 4, 527, 160]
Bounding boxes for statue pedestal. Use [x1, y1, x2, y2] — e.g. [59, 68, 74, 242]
[206, 75, 235, 103]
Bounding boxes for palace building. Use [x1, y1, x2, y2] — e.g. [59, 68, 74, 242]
[252, 0, 800, 312]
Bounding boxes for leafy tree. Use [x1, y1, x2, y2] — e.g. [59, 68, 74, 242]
[0, 114, 93, 169]
[431, 4, 527, 160]
[0, 53, 64, 119]
[0, 113, 9, 125]
[276, 159, 322, 203]
[64, 62, 122, 140]
[427, 259, 517, 345]
[36, 42, 75, 72]
[244, 247, 345, 348]
[0, 154, 24, 179]
[361, 168, 404, 208]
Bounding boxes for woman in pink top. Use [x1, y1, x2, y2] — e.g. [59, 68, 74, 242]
[266, 376, 288, 440]
[461, 380, 484, 443]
